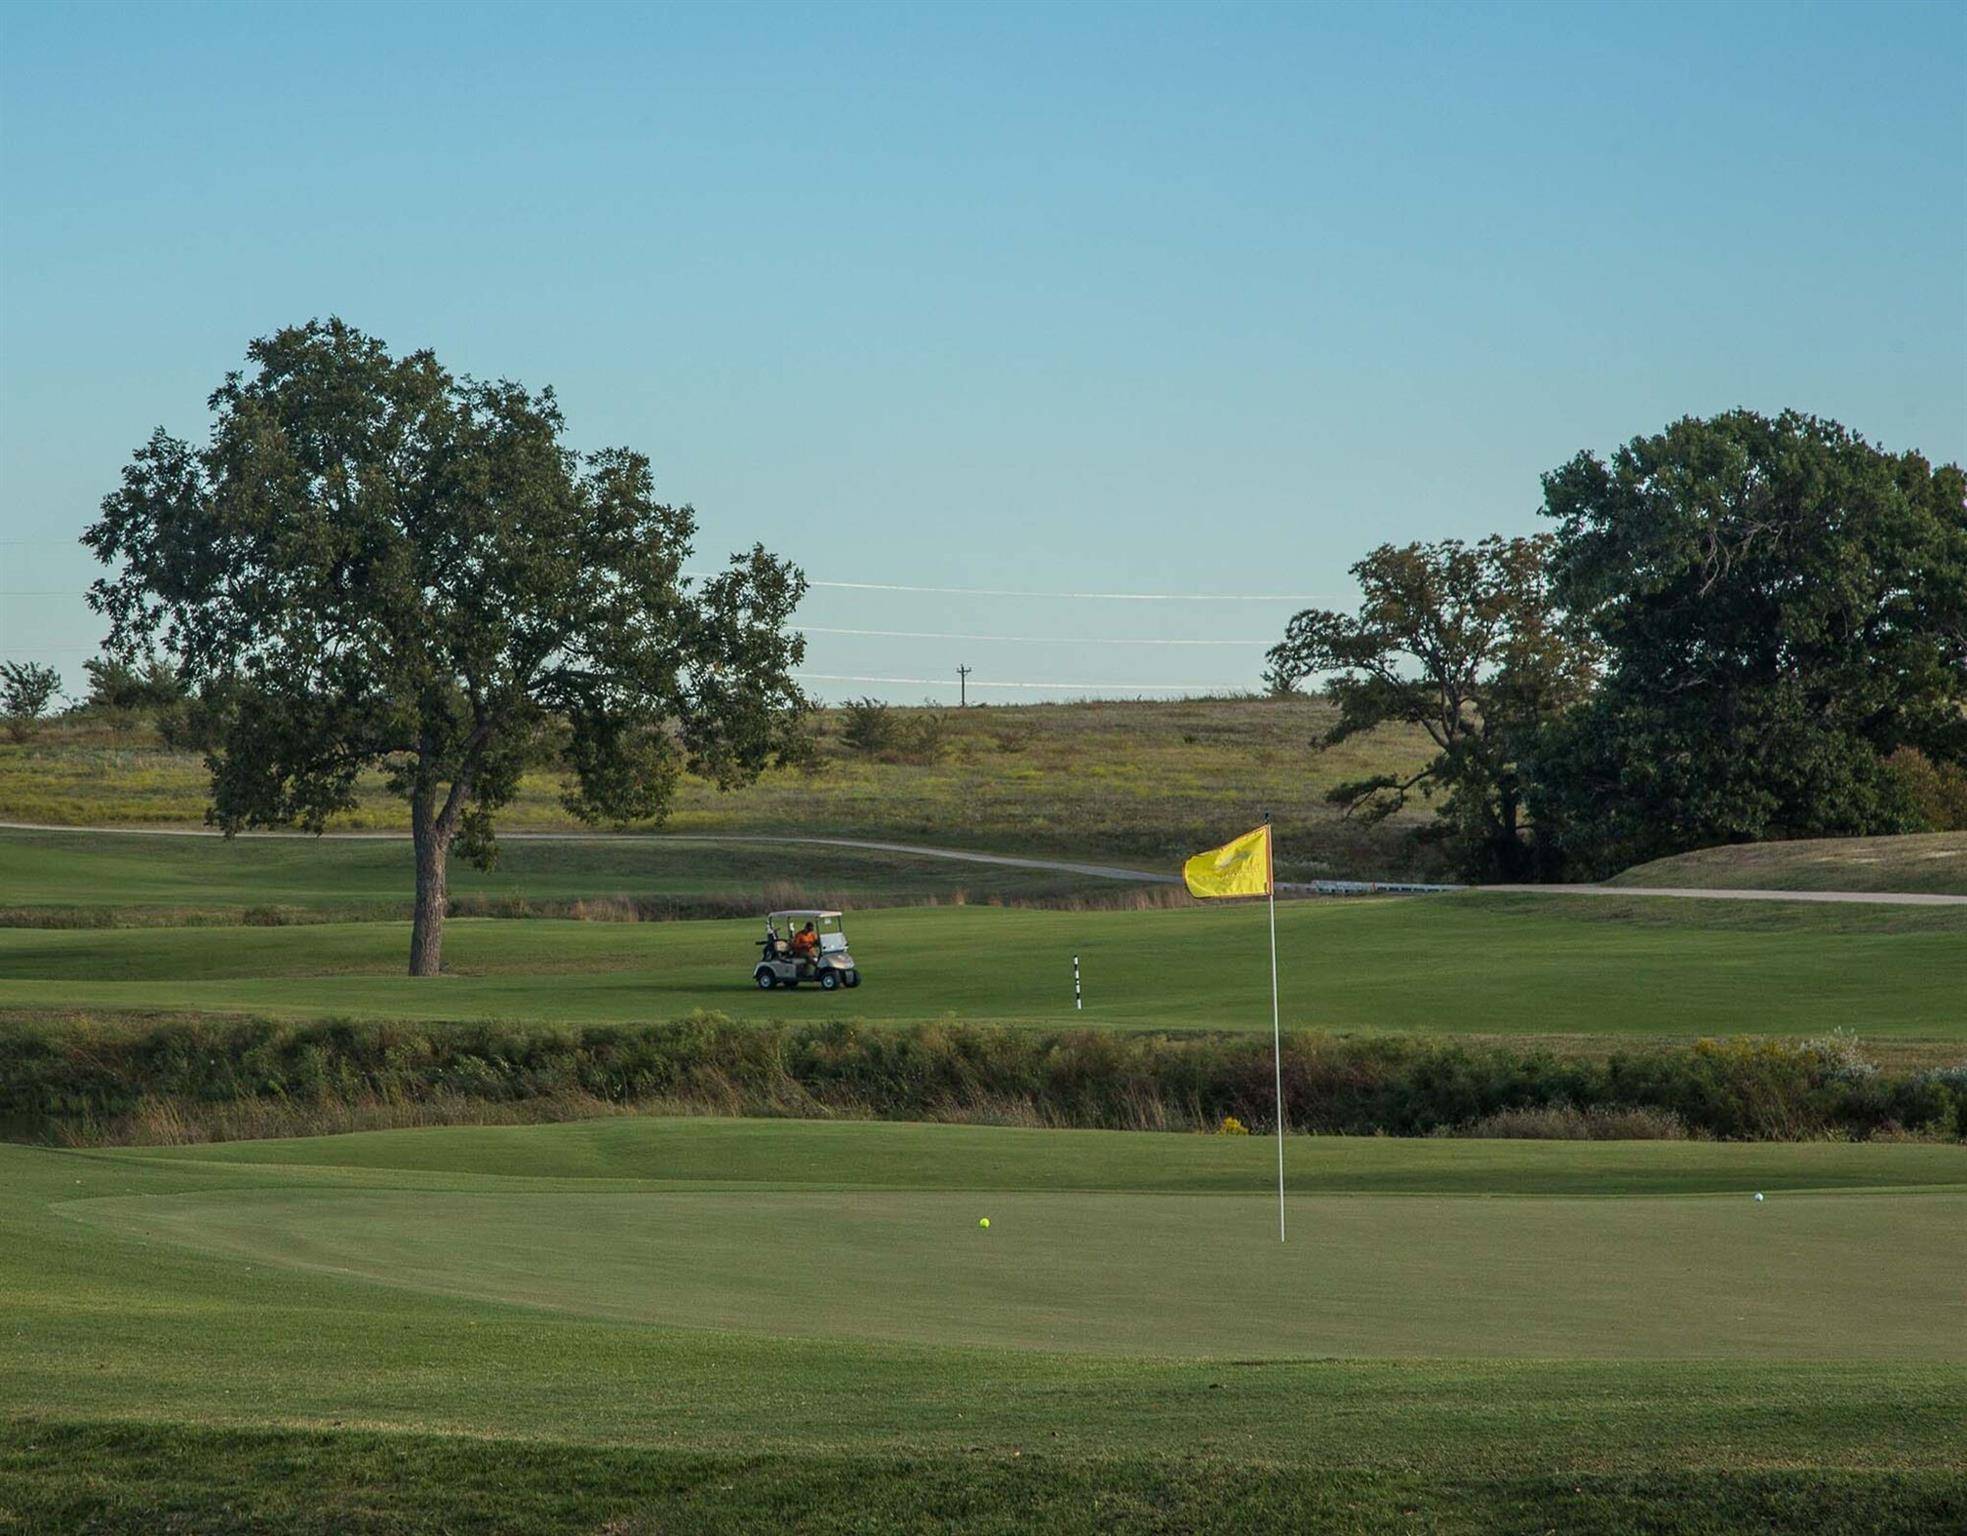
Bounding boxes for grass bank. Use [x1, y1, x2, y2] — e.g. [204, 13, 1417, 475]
[7, 1013, 1960, 1146]
[0, 695, 1438, 878]
[1617, 830, 1967, 896]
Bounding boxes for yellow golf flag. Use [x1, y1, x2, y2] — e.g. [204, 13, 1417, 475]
[1182, 824, 1272, 899]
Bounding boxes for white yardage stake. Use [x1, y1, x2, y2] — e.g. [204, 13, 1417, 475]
[1073, 953, 1082, 1010]
[1263, 811, 1285, 1243]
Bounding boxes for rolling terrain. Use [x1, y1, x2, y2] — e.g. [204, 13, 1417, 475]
[0, 696, 1438, 878]
[5, 752, 1966, 1533]
[1616, 831, 1967, 897]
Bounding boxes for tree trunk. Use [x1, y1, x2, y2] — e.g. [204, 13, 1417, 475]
[1494, 785, 1529, 882]
[410, 811, 450, 977]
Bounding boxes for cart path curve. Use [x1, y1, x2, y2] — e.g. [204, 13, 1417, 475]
[6, 819, 1967, 905]
[0, 820, 1181, 886]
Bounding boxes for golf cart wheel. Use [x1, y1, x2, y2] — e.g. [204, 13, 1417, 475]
[755, 970, 776, 990]
[819, 969, 840, 991]
[843, 970, 861, 988]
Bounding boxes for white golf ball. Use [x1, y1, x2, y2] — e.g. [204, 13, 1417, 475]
[1754, 1192, 1765, 1202]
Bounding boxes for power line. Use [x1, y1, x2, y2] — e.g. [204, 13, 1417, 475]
[687, 571, 1338, 602]
[801, 625, 1271, 646]
[795, 672, 1247, 692]
[795, 579, 1334, 602]
[11, 573, 1336, 604]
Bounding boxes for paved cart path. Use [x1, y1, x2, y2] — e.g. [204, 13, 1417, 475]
[6, 821, 1966, 906]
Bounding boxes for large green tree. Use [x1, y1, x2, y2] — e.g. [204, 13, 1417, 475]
[87, 319, 809, 974]
[1531, 409, 1967, 875]
[1265, 535, 1597, 880]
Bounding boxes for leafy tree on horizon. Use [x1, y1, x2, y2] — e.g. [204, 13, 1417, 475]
[0, 660, 64, 742]
[86, 319, 809, 975]
[1529, 409, 1967, 876]
[1264, 535, 1598, 880]
[80, 653, 188, 735]
[83, 654, 187, 714]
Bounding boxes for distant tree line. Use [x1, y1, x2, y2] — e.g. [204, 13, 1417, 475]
[1268, 410, 1967, 881]
[1, 655, 239, 751]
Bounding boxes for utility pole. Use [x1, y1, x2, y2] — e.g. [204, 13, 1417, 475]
[956, 664, 972, 707]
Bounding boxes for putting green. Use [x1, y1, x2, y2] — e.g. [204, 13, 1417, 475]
[63, 1183, 1966, 1361]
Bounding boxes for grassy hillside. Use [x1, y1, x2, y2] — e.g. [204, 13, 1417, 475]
[0, 826, 1164, 926]
[1616, 831, 1967, 896]
[6, 1118, 1964, 1533]
[7, 892, 1967, 1042]
[0, 696, 1437, 878]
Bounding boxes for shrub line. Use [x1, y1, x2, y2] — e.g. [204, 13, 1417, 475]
[3, 1014, 1959, 1148]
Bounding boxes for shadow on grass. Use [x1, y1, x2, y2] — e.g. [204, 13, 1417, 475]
[3, 1420, 1961, 1535]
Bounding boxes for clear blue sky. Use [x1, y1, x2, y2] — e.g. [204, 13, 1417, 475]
[3, 0, 1962, 702]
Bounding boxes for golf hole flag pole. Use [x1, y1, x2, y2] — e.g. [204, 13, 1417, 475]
[1182, 817, 1287, 1242]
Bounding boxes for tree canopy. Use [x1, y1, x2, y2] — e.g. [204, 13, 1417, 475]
[1265, 535, 1597, 880]
[86, 319, 809, 973]
[1530, 409, 1967, 875]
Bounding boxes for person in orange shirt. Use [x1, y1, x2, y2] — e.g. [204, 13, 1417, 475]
[790, 921, 818, 961]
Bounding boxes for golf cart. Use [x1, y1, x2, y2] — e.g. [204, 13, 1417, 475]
[754, 909, 862, 991]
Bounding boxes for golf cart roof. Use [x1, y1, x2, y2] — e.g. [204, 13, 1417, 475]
[769, 909, 843, 921]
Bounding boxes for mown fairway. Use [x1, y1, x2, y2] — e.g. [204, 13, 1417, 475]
[7, 891, 1967, 1041]
[5, 1118, 1964, 1533]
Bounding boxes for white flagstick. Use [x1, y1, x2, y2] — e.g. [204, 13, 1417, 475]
[1267, 817, 1285, 1242]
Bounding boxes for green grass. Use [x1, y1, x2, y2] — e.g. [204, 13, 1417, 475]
[0, 826, 1155, 925]
[7, 891, 1967, 1041]
[9, 703, 1963, 1529]
[4, 1118, 1963, 1532]
[1617, 831, 1967, 896]
[53, 1180, 1967, 1361]
[0, 696, 1439, 877]
[166, 1114, 1967, 1192]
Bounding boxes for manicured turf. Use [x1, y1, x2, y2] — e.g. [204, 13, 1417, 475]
[69, 1186, 1963, 1360]
[156, 1114, 1967, 1192]
[6, 891, 1967, 1040]
[4, 1118, 1964, 1533]
[0, 825, 1139, 923]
